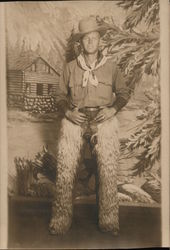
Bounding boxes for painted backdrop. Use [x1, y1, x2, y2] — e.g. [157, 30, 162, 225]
[6, 1, 161, 205]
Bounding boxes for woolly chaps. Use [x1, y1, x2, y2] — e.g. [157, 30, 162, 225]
[49, 116, 120, 234]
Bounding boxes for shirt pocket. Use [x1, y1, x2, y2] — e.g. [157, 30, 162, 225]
[97, 81, 113, 100]
[95, 67, 112, 85]
[95, 69, 113, 99]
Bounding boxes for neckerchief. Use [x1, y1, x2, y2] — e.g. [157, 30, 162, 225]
[77, 53, 107, 87]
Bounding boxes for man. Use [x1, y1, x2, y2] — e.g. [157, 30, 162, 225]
[49, 16, 130, 236]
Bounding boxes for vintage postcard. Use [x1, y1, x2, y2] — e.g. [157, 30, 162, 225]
[0, 0, 169, 248]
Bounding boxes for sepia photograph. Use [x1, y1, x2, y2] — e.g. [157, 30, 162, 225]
[0, 0, 169, 248]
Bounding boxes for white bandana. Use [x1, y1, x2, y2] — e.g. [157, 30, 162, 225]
[77, 53, 107, 87]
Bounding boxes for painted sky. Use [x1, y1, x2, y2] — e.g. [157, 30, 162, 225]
[5, 1, 127, 67]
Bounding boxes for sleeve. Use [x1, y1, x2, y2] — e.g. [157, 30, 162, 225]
[56, 63, 70, 114]
[112, 65, 131, 112]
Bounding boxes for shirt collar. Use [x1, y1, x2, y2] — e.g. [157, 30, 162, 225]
[81, 51, 104, 69]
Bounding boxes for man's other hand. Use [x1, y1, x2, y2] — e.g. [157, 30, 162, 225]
[65, 109, 87, 125]
[95, 107, 116, 123]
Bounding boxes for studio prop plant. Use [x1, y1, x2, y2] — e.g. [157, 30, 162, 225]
[15, 157, 34, 196]
[15, 149, 57, 198]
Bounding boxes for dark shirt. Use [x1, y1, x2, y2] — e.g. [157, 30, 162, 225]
[57, 56, 130, 112]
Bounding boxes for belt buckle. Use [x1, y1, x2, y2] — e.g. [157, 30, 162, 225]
[89, 107, 96, 112]
[86, 107, 99, 111]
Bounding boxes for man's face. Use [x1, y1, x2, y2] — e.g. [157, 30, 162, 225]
[81, 31, 100, 55]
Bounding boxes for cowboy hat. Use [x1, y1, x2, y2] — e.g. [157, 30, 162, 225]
[72, 16, 107, 42]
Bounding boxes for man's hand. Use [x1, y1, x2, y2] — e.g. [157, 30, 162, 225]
[65, 109, 87, 125]
[94, 107, 117, 123]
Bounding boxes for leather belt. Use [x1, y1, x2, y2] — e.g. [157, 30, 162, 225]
[79, 107, 100, 112]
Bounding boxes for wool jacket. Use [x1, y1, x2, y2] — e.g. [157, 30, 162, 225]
[57, 56, 131, 112]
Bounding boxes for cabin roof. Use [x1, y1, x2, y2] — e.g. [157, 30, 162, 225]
[8, 52, 60, 76]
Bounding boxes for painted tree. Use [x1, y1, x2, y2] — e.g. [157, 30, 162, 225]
[111, 0, 160, 180]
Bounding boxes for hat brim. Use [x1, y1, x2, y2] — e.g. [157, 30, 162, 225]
[72, 26, 107, 42]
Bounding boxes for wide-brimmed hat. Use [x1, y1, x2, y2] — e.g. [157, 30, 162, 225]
[72, 16, 107, 42]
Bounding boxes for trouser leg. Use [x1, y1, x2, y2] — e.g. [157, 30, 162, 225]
[94, 116, 120, 233]
[49, 118, 83, 234]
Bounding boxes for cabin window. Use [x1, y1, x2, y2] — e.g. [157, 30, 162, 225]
[37, 83, 43, 96]
[48, 84, 53, 95]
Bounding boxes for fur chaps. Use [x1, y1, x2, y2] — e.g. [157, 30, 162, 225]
[49, 116, 120, 234]
[94, 116, 120, 233]
[49, 118, 84, 234]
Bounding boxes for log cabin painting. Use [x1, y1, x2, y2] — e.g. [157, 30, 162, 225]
[7, 51, 60, 112]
